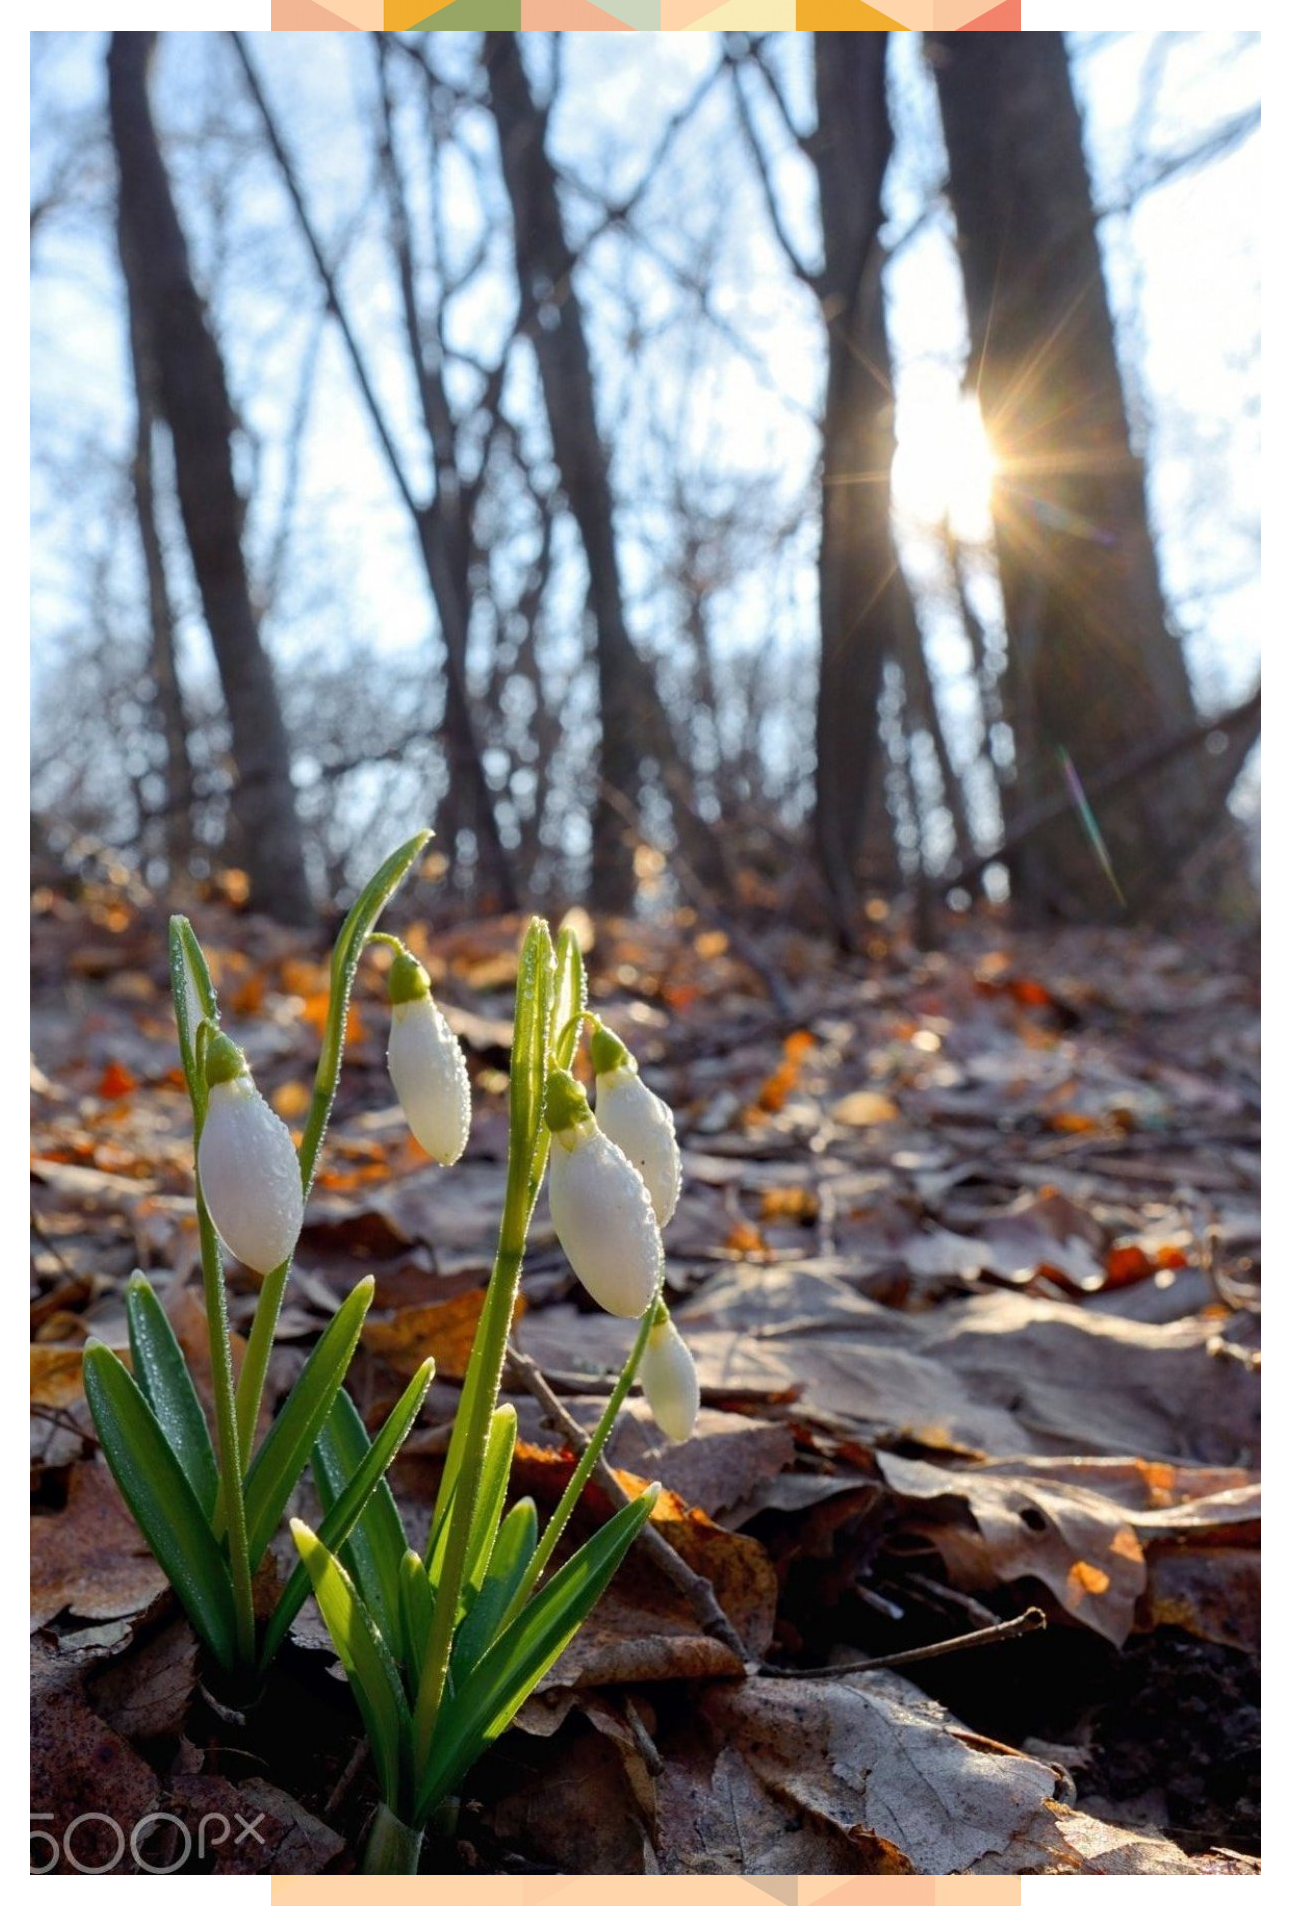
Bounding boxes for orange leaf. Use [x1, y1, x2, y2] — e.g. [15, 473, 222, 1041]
[271, 1078, 313, 1120]
[95, 1060, 137, 1101]
[755, 1028, 814, 1113]
[831, 1090, 899, 1127]
[1105, 1243, 1153, 1288]
[724, 1219, 767, 1256]
[229, 971, 265, 1015]
[363, 1287, 525, 1382]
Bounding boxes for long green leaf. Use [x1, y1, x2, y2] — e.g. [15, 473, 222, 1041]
[291, 1520, 411, 1814]
[429, 920, 553, 1553]
[243, 1278, 374, 1565]
[233, 835, 430, 1468]
[550, 926, 587, 1071]
[260, 1361, 432, 1669]
[511, 917, 555, 1171]
[168, 916, 219, 1107]
[451, 1496, 537, 1682]
[415, 1485, 658, 1819]
[299, 830, 432, 1196]
[310, 1386, 410, 1643]
[82, 1343, 238, 1674]
[400, 1549, 435, 1694]
[461, 1405, 517, 1605]
[124, 1271, 218, 1522]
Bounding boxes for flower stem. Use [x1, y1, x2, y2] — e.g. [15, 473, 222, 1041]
[196, 1192, 256, 1671]
[232, 936, 350, 1468]
[412, 1221, 527, 1772]
[234, 1259, 289, 1466]
[502, 1281, 660, 1626]
[361, 1802, 424, 1875]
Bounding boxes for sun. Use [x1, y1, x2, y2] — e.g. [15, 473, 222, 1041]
[892, 378, 996, 544]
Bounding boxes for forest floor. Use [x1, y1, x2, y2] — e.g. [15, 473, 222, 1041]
[30, 868, 1260, 1875]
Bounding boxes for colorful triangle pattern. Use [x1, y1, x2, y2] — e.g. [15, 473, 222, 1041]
[269, 0, 1023, 26]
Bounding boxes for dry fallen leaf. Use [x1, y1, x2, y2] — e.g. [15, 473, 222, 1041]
[32, 1463, 168, 1629]
[363, 1287, 523, 1382]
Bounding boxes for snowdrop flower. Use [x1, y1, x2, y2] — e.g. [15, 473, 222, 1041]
[546, 1070, 662, 1319]
[197, 1032, 304, 1276]
[639, 1307, 700, 1444]
[386, 952, 471, 1166]
[590, 1023, 682, 1229]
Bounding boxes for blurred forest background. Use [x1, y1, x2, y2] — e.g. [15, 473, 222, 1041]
[30, 29, 1260, 944]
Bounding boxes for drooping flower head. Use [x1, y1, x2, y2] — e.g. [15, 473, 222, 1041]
[197, 1032, 305, 1276]
[386, 951, 471, 1166]
[639, 1304, 700, 1444]
[590, 1022, 682, 1229]
[545, 1069, 662, 1319]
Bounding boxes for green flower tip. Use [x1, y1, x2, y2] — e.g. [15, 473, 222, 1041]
[651, 1297, 670, 1330]
[545, 1069, 592, 1133]
[590, 1021, 633, 1076]
[389, 951, 432, 1006]
[204, 1031, 247, 1089]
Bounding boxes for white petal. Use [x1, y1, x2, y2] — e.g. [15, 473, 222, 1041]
[198, 1078, 304, 1275]
[640, 1318, 700, 1443]
[594, 1068, 682, 1227]
[388, 997, 471, 1165]
[548, 1125, 662, 1318]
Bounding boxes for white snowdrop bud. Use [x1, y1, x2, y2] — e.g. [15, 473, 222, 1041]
[546, 1070, 662, 1319]
[591, 1023, 682, 1229]
[640, 1310, 700, 1444]
[386, 953, 471, 1166]
[197, 1033, 305, 1276]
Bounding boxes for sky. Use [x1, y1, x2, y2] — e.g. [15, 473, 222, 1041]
[29, 29, 1261, 853]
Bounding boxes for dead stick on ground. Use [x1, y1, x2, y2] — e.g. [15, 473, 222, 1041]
[504, 1344, 753, 1669]
[757, 1605, 1046, 1679]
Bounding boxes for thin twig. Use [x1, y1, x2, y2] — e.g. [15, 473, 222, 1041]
[504, 1345, 752, 1669]
[757, 1606, 1046, 1679]
[325, 1736, 370, 1816]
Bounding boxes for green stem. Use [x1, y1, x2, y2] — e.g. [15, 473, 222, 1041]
[411, 1222, 526, 1772]
[502, 1282, 661, 1627]
[196, 1193, 256, 1670]
[234, 1259, 289, 1466]
[232, 935, 356, 1468]
[362, 1802, 424, 1876]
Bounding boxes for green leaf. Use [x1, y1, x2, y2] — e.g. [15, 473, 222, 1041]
[461, 1405, 517, 1607]
[124, 1272, 218, 1522]
[310, 1386, 410, 1638]
[429, 1406, 515, 1599]
[298, 830, 432, 1196]
[260, 1361, 432, 1670]
[428, 919, 553, 1559]
[168, 916, 219, 1111]
[400, 1549, 435, 1694]
[510, 917, 555, 1180]
[82, 1343, 238, 1674]
[243, 1278, 374, 1565]
[550, 926, 587, 1070]
[451, 1496, 538, 1682]
[291, 1520, 411, 1814]
[415, 1485, 658, 1819]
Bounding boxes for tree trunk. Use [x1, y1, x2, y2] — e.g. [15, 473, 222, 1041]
[483, 31, 724, 913]
[927, 31, 1207, 915]
[809, 34, 908, 944]
[120, 236, 195, 889]
[107, 31, 312, 925]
